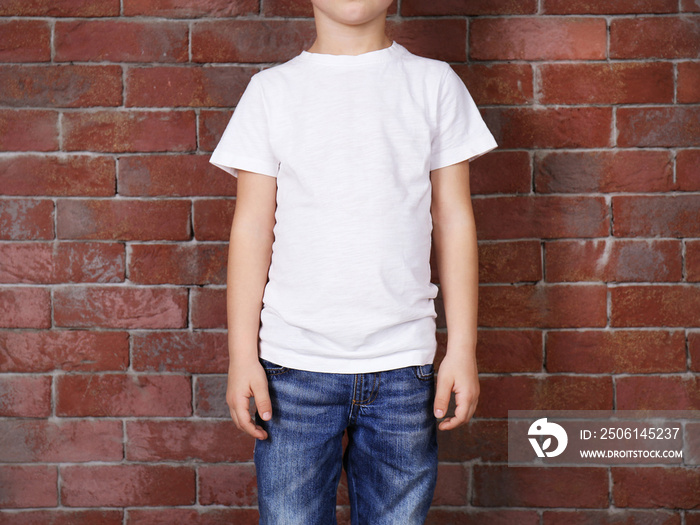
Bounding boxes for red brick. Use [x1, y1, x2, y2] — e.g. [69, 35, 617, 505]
[433, 464, 469, 506]
[119, 155, 236, 196]
[543, 510, 681, 525]
[127, 66, 255, 108]
[62, 465, 195, 507]
[191, 286, 227, 329]
[691, 332, 700, 371]
[56, 373, 191, 417]
[544, 0, 678, 13]
[63, 110, 196, 153]
[192, 20, 315, 63]
[124, 0, 257, 17]
[617, 376, 700, 410]
[0, 199, 54, 240]
[478, 241, 541, 283]
[198, 464, 257, 506]
[473, 465, 608, 507]
[56, 199, 190, 241]
[613, 467, 700, 508]
[453, 63, 533, 106]
[688, 240, 700, 281]
[0, 242, 124, 284]
[0, 510, 123, 525]
[199, 110, 232, 152]
[403, 0, 536, 14]
[611, 17, 700, 58]
[545, 239, 682, 282]
[677, 149, 700, 190]
[0, 20, 50, 62]
[535, 150, 673, 193]
[477, 330, 542, 373]
[477, 375, 612, 417]
[387, 19, 468, 62]
[193, 198, 235, 241]
[0, 375, 51, 417]
[129, 243, 227, 285]
[261, 0, 314, 16]
[540, 62, 673, 104]
[126, 420, 251, 462]
[684, 0, 700, 11]
[427, 509, 541, 525]
[0, 287, 51, 329]
[0, 465, 57, 508]
[469, 151, 531, 195]
[0, 110, 57, 152]
[611, 285, 700, 327]
[0, 419, 122, 462]
[0, 65, 122, 107]
[54, 286, 187, 329]
[546, 330, 686, 373]
[55, 20, 188, 63]
[612, 195, 700, 237]
[0, 0, 118, 16]
[470, 17, 606, 60]
[482, 107, 612, 149]
[132, 331, 228, 373]
[473, 196, 609, 240]
[126, 509, 258, 525]
[678, 61, 700, 103]
[617, 107, 700, 147]
[194, 374, 227, 417]
[437, 419, 508, 463]
[0, 330, 128, 372]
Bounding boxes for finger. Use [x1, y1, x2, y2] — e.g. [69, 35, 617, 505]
[438, 390, 469, 430]
[251, 378, 273, 422]
[433, 372, 453, 419]
[234, 396, 268, 440]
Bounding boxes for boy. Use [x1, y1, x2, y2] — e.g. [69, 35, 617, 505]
[210, 1, 497, 523]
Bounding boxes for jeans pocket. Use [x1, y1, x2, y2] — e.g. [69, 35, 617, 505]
[413, 363, 434, 381]
[259, 357, 290, 375]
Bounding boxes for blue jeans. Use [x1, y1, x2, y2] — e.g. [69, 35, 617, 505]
[254, 358, 438, 525]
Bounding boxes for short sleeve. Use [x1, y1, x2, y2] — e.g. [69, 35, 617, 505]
[430, 65, 498, 171]
[209, 75, 279, 178]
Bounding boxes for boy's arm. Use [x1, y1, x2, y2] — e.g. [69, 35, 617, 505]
[226, 169, 277, 440]
[430, 159, 480, 431]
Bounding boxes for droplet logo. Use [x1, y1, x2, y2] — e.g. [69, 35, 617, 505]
[528, 418, 568, 457]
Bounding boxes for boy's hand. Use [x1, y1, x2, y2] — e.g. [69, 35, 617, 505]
[226, 357, 273, 440]
[433, 352, 479, 431]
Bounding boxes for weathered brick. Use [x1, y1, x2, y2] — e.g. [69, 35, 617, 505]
[124, 0, 257, 17]
[387, 19, 469, 62]
[55, 20, 188, 63]
[194, 374, 227, 417]
[688, 240, 700, 281]
[612, 195, 700, 237]
[427, 509, 541, 525]
[611, 285, 700, 327]
[546, 330, 686, 373]
[0, 199, 54, 240]
[56, 199, 191, 241]
[0, 110, 57, 152]
[0, 66, 122, 108]
[617, 107, 700, 147]
[477, 330, 542, 373]
[544, 239, 682, 282]
[54, 286, 188, 329]
[0, 20, 50, 62]
[437, 419, 509, 463]
[0, 510, 123, 525]
[199, 110, 232, 152]
[453, 63, 533, 105]
[470, 18, 606, 60]
[129, 243, 227, 285]
[677, 149, 700, 190]
[403, 0, 536, 14]
[0, 375, 51, 417]
[0, 287, 51, 329]
[0, 465, 57, 508]
[691, 332, 700, 371]
[118, 155, 236, 196]
[191, 286, 227, 329]
[478, 241, 542, 283]
[0, 0, 118, 16]
[132, 331, 228, 373]
[193, 199, 235, 241]
[613, 467, 700, 508]
[432, 464, 469, 506]
[126, 66, 255, 108]
[0, 330, 128, 372]
[544, 0, 678, 13]
[543, 510, 681, 525]
[469, 151, 531, 195]
[61, 465, 195, 507]
[617, 376, 700, 410]
[473, 196, 609, 240]
[684, 0, 700, 11]
[539, 62, 673, 104]
[473, 465, 608, 507]
[482, 107, 612, 149]
[261, 0, 315, 16]
[126, 420, 251, 462]
[611, 16, 700, 58]
[56, 373, 192, 417]
[0, 420, 123, 462]
[678, 62, 700, 102]
[478, 375, 612, 417]
[125, 509, 258, 525]
[535, 150, 673, 193]
[198, 464, 257, 506]
[62, 110, 196, 153]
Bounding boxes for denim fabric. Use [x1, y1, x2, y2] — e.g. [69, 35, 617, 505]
[254, 358, 438, 525]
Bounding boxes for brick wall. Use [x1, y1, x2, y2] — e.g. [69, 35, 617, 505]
[1, 0, 699, 523]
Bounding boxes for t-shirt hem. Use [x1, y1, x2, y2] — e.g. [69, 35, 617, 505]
[209, 151, 279, 178]
[430, 135, 498, 171]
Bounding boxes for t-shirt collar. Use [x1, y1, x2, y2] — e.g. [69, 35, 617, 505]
[298, 40, 401, 65]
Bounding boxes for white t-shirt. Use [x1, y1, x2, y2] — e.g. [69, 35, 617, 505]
[210, 41, 497, 373]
